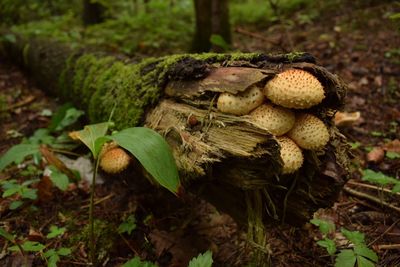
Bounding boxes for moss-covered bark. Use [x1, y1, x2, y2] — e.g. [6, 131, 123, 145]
[0, 36, 350, 226]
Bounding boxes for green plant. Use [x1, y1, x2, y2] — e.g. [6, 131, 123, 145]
[188, 250, 213, 267]
[311, 219, 378, 267]
[70, 121, 180, 265]
[118, 215, 137, 235]
[362, 169, 400, 193]
[0, 104, 84, 171]
[1, 178, 39, 210]
[2, 226, 71, 267]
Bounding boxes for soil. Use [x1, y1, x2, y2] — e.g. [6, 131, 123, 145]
[1, 1, 400, 267]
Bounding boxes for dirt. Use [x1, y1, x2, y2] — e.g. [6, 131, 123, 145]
[1, 1, 400, 267]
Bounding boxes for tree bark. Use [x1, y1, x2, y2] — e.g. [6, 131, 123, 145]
[82, 0, 106, 25]
[1, 36, 349, 226]
[192, 0, 231, 52]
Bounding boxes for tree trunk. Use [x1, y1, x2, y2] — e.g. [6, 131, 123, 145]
[82, 0, 106, 25]
[192, 0, 231, 52]
[211, 0, 231, 52]
[1, 36, 349, 226]
[192, 0, 212, 52]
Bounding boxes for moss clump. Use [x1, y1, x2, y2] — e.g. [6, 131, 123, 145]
[68, 219, 116, 262]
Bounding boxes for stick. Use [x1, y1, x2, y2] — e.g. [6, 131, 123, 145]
[235, 27, 280, 45]
[343, 186, 400, 214]
[368, 218, 400, 246]
[347, 180, 400, 196]
[6, 95, 35, 111]
[375, 243, 400, 250]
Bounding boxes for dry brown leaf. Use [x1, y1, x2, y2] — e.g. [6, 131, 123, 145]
[366, 147, 385, 163]
[383, 139, 400, 153]
[37, 176, 54, 203]
[334, 111, 361, 127]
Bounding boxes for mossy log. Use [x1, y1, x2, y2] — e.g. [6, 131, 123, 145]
[0, 36, 350, 226]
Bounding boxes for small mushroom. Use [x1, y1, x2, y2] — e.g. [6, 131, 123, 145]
[99, 143, 131, 174]
[217, 85, 264, 115]
[264, 69, 325, 109]
[276, 136, 304, 174]
[249, 103, 295, 136]
[287, 113, 330, 150]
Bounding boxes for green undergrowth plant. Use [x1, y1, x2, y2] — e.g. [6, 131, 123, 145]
[311, 218, 378, 267]
[69, 118, 180, 265]
[0, 104, 84, 211]
[1, 225, 71, 267]
[362, 169, 400, 193]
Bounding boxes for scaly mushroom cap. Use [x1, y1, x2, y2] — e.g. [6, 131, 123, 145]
[264, 69, 325, 109]
[100, 146, 131, 174]
[287, 114, 330, 150]
[276, 136, 304, 174]
[217, 86, 264, 115]
[249, 103, 295, 136]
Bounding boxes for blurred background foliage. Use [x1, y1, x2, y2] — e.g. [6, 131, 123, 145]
[0, 0, 322, 56]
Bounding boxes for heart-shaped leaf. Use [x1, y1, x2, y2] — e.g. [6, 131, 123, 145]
[109, 127, 180, 195]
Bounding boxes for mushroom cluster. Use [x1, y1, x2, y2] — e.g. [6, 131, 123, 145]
[216, 68, 330, 174]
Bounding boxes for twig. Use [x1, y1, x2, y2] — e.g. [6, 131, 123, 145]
[347, 180, 400, 196]
[375, 243, 400, 250]
[81, 193, 114, 209]
[6, 95, 35, 111]
[235, 27, 280, 45]
[343, 186, 400, 214]
[368, 218, 400, 246]
[120, 234, 140, 256]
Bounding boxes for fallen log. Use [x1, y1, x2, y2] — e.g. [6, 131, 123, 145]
[0, 36, 350, 226]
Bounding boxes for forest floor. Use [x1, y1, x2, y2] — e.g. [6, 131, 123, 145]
[1, 1, 400, 267]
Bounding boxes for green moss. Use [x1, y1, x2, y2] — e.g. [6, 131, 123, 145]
[68, 219, 116, 262]
[56, 51, 272, 129]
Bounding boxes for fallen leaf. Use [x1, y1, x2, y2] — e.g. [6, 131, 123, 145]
[334, 111, 361, 127]
[366, 147, 385, 163]
[383, 139, 400, 153]
[27, 228, 44, 242]
[37, 176, 54, 202]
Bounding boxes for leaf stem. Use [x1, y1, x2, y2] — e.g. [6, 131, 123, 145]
[89, 158, 100, 266]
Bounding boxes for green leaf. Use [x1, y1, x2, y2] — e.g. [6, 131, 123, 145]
[209, 34, 230, 51]
[310, 218, 336, 235]
[46, 225, 66, 239]
[49, 166, 70, 191]
[109, 127, 180, 195]
[20, 187, 37, 200]
[335, 249, 357, 267]
[121, 256, 157, 267]
[57, 247, 72, 256]
[392, 183, 400, 193]
[47, 252, 60, 267]
[386, 151, 400, 159]
[354, 246, 378, 263]
[341, 228, 365, 246]
[48, 104, 73, 131]
[118, 215, 137, 235]
[356, 255, 376, 267]
[188, 250, 213, 267]
[0, 227, 15, 242]
[9, 241, 45, 252]
[317, 238, 337, 256]
[54, 108, 84, 131]
[0, 144, 40, 171]
[362, 169, 397, 186]
[3, 34, 16, 43]
[28, 129, 55, 145]
[389, 13, 400, 20]
[71, 122, 110, 158]
[48, 105, 84, 132]
[9, 200, 24, 210]
[2, 186, 20, 198]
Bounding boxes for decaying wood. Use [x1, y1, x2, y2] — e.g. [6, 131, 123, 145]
[0, 36, 350, 226]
